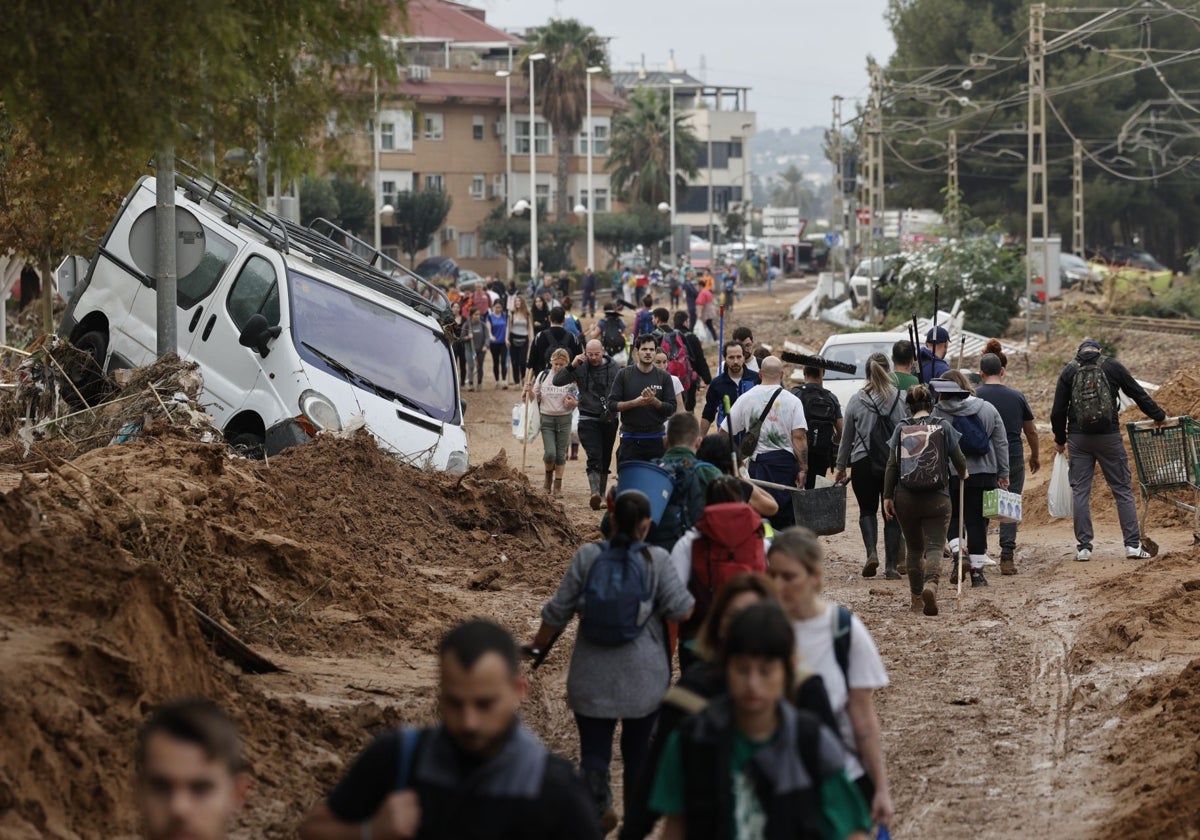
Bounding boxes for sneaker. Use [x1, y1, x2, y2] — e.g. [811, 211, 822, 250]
[1125, 544, 1152, 559]
[970, 569, 988, 587]
[1075, 548, 1091, 562]
[999, 553, 1017, 576]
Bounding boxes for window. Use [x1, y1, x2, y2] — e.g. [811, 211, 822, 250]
[470, 174, 486, 199]
[226, 255, 280, 331]
[515, 118, 550, 155]
[177, 228, 236, 310]
[458, 232, 478, 259]
[381, 180, 398, 207]
[581, 188, 610, 214]
[380, 171, 413, 206]
[379, 121, 396, 151]
[423, 113, 444, 140]
[424, 174, 445, 192]
[577, 117, 611, 156]
[730, 140, 744, 158]
[593, 122, 610, 156]
[472, 115, 485, 141]
[376, 109, 413, 152]
[535, 183, 551, 212]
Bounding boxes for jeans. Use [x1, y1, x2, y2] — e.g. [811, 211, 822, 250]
[574, 712, 658, 813]
[998, 455, 1025, 556]
[578, 418, 619, 479]
[489, 343, 508, 383]
[948, 474, 996, 563]
[894, 489, 952, 592]
[617, 436, 665, 467]
[1068, 431, 1141, 550]
[540, 412, 572, 466]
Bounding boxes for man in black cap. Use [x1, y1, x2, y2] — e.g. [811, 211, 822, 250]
[1050, 339, 1165, 561]
[920, 327, 951, 382]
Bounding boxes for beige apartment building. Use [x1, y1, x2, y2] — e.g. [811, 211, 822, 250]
[363, 0, 623, 278]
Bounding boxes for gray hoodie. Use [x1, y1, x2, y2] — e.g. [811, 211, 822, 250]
[933, 395, 1010, 479]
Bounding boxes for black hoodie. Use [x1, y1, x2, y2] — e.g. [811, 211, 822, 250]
[1050, 345, 1164, 443]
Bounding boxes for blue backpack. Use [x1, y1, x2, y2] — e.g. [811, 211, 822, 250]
[579, 541, 654, 646]
[953, 413, 991, 456]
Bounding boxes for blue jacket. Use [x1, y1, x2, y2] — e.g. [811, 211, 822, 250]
[919, 347, 949, 382]
[701, 369, 761, 428]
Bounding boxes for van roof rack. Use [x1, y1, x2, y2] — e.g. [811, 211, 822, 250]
[170, 160, 452, 323]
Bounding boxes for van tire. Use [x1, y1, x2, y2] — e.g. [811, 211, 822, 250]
[228, 432, 266, 460]
[72, 330, 109, 405]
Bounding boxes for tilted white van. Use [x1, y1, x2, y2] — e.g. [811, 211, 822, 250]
[60, 164, 468, 472]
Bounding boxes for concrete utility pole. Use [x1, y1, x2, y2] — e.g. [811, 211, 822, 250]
[155, 148, 178, 356]
[1072, 138, 1085, 257]
[864, 59, 884, 322]
[1026, 2, 1049, 344]
[831, 96, 845, 275]
[947, 128, 959, 235]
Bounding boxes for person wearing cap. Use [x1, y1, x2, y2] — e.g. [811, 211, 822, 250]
[976, 342, 1039, 574]
[919, 327, 951, 382]
[1050, 339, 1165, 561]
[931, 372, 1009, 587]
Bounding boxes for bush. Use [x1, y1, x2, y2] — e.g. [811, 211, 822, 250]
[1126, 283, 1200, 319]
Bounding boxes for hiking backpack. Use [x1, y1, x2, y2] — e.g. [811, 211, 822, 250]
[646, 457, 709, 550]
[635, 308, 654, 336]
[898, 419, 948, 492]
[662, 330, 696, 392]
[795, 384, 839, 450]
[601, 318, 626, 357]
[1071, 356, 1115, 433]
[862, 391, 902, 477]
[541, 327, 575, 370]
[951, 413, 991, 456]
[579, 541, 654, 646]
[687, 504, 767, 625]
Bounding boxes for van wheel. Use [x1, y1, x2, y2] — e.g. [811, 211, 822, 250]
[71, 330, 109, 406]
[228, 432, 266, 460]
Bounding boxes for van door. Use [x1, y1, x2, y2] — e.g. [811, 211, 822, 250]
[189, 253, 282, 429]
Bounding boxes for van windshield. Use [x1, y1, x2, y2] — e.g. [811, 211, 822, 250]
[288, 271, 457, 422]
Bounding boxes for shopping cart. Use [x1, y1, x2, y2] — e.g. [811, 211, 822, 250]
[1125, 416, 1200, 543]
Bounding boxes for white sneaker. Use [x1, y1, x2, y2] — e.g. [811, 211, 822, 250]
[1125, 544, 1151, 559]
[1076, 548, 1091, 562]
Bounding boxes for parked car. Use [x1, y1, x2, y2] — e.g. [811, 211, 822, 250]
[849, 255, 905, 311]
[60, 163, 469, 471]
[1060, 253, 1102, 292]
[806, 331, 910, 405]
[1092, 246, 1168, 272]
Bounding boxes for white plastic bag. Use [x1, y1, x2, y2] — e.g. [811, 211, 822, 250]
[1048, 452, 1073, 518]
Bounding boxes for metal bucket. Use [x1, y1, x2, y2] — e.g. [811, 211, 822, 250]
[791, 483, 847, 536]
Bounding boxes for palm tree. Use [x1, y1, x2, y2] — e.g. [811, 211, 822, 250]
[770, 164, 812, 211]
[607, 87, 700, 207]
[519, 20, 607, 220]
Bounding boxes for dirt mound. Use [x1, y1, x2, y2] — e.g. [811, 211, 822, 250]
[1147, 367, 1200, 420]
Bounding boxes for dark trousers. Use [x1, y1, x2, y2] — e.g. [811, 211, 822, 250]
[472, 349, 486, 385]
[894, 489, 952, 593]
[948, 474, 996, 559]
[805, 447, 834, 489]
[617, 436, 665, 467]
[681, 386, 697, 414]
[687, 305, 697, 330]
[489, 343, 508, 382]
[578, 418, 619, 478]
[852, 457, 900, 564]
[582, 288, 597, 316]
[750, 449, 800, 530]
[574, 712, 658, 812]
[510, 336, 529, 384]
[704, 318, 717, 341]
[453, 343, 467, 383]
[999, 455, 1025, 555]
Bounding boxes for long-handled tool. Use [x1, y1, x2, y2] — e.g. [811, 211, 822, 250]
[910, 314, 923, 384]
[718, 302, 726, 364]
[957, 474, 966, 607]
[520, 369, 533, 472]
[779, 350, 857, 375]
[956, 334, 966, 371]
[522, 629, 563, 670]
[723, 395, 738, 473]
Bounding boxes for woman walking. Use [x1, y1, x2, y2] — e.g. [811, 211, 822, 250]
[485, 300, 509, 389]
[527, 491, 694, 832]
[835, 353, 907, 578]
[531, 294, 551, 339]
[527, 348, 578, 496]
[449, 300, 469, 386]
[508, 295, 532, 387]
[466, 307, 488, 391]
[881, 384, 968, 616]
[768, 528, 893, 830]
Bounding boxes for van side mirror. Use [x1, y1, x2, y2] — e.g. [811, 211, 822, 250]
[238, 313, 282, 357]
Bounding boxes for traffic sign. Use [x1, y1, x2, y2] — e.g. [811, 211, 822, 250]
[856, 209, 870, 224]
[824, 232, 843, 247]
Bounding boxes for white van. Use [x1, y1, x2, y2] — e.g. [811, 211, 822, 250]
[60, 165, 468, 472]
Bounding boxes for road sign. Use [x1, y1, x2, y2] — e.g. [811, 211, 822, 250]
[856, 209, 871, 224]
[824, 232, 843, 247]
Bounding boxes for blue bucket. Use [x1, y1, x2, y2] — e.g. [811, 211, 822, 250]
[615, 461, 674, 523]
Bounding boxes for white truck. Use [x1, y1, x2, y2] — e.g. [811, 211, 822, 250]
[60, 163, 468, 472]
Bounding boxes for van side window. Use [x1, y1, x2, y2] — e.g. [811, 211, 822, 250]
[178, 228, 236, 309]
[226, 256, 280, 330]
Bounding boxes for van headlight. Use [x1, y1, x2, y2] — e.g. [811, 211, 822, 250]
[299, 390, 342, 432]
[446, 450, 468, 474]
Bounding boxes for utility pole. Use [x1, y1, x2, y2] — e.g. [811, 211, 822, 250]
[947, 128, 959, 235]
[1026, 2, 1049, 344]
[832, 96, 845, 277]
[1072, 138, 1084, 257]
[864, 59, 884, 322]
[155, 148, 177, 356]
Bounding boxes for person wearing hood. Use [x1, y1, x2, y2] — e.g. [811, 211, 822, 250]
[931, 372, 1009, 587]
[556, 340, 621, 509]
[1050, 338, 1165, 561]
[918, 326, 951, 383]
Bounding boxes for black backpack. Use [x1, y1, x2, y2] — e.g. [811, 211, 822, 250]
[860, 391, 902, 477]
[601, 317, 626, 357]
[1070, 356, 1115, 432]
[795, 384, 839, 450]
[541, 327, 576, 370]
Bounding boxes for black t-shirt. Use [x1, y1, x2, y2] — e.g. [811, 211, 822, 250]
[975, 383, 1033, 456]
[327, 728, 601, 840]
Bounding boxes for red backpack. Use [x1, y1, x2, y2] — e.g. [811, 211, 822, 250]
[683, 502, 767, 638]
[662, 330, 696, 392]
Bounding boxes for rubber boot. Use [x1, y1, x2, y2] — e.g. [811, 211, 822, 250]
[583, 767, 618, 834]
[543, 471, 554, 493]
[570, 442, 580, 461]
[908, 558, 925, 600]
[910, 594, 923, 613]
[1000, 550, 1017, 576]
[859, 515, 879, 577]
[884, 518, 903, 579]
[553, 478, 563, 498]
[922, 580, 939, 616]
[587, 472, 603, 511]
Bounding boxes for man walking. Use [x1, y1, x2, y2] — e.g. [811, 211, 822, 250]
[1051, 339, 1165, 561]
[892, 340, 919, 389]
[557, 339, 621, 509]
[793, 365, 843, 488]
[919, 327, 951, 382]
[301, 621, 600, 840]
[730, 326, 761, 373]
[976, 349, 1039, 574]
[730, 356, 808, 529]
[529, 307, 582, 373]
[701, 342, 760, 435]
[581, 266, 598, 317]
[682, 271, 700, 330]
[609, 334, 678, 466]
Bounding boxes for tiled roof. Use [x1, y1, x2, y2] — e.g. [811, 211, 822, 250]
[404, 0, 523, 45]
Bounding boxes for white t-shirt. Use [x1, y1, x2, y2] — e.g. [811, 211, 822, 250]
[668, 528, 700, 586]
[793, 602, 889, 780]
[662, 374, 685, 432]
[729, 384, 808, 459]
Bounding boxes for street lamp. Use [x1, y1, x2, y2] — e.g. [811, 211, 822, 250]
[739, 121, 753, 266]
[528, 52, 547, 284]
[373, 68, 383, 251]
[667, 76, 684, 266]
[496, 68, 514, 279]
[585, 65, 603, 275]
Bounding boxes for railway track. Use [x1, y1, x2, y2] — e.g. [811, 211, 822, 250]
[1061, 313, 1200, 336]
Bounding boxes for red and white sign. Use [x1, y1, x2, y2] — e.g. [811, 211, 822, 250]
[856, 209, 871, 225]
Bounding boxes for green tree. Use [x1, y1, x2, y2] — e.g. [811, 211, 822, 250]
[593, 204, 671, 268]
[330, 178, 376, 237]
[724, 210, 746, 240]
[392, 190, 453, 263]
[299, 176, 340, 228]
[769, 165, 813, 211]
[607, 88, 700, 207]
[520, 20, 608, 220]
[480, 205, 532, 270]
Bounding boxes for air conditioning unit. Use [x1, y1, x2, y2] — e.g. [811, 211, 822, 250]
[441, 227, 458, 242]
[407, 65, 431, 82]
[493, 120, 506, 137]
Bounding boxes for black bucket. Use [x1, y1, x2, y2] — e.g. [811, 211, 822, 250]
[791, 483, 847, 536]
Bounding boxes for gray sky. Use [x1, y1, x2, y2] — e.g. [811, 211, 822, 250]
[482, 0, 896, 130]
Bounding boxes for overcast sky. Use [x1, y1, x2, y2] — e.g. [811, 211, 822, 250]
[481, 0, 896, 131]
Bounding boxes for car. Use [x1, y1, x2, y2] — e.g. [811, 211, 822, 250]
[1093, 246, 1168, 272]
[1060, 253, 1102, 291]
[60, 163, 469, 471]
[849, 255, 904, 311]
[804, 331, 910, 406]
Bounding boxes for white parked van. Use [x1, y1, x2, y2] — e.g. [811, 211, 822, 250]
[60, 164, 468, 472]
